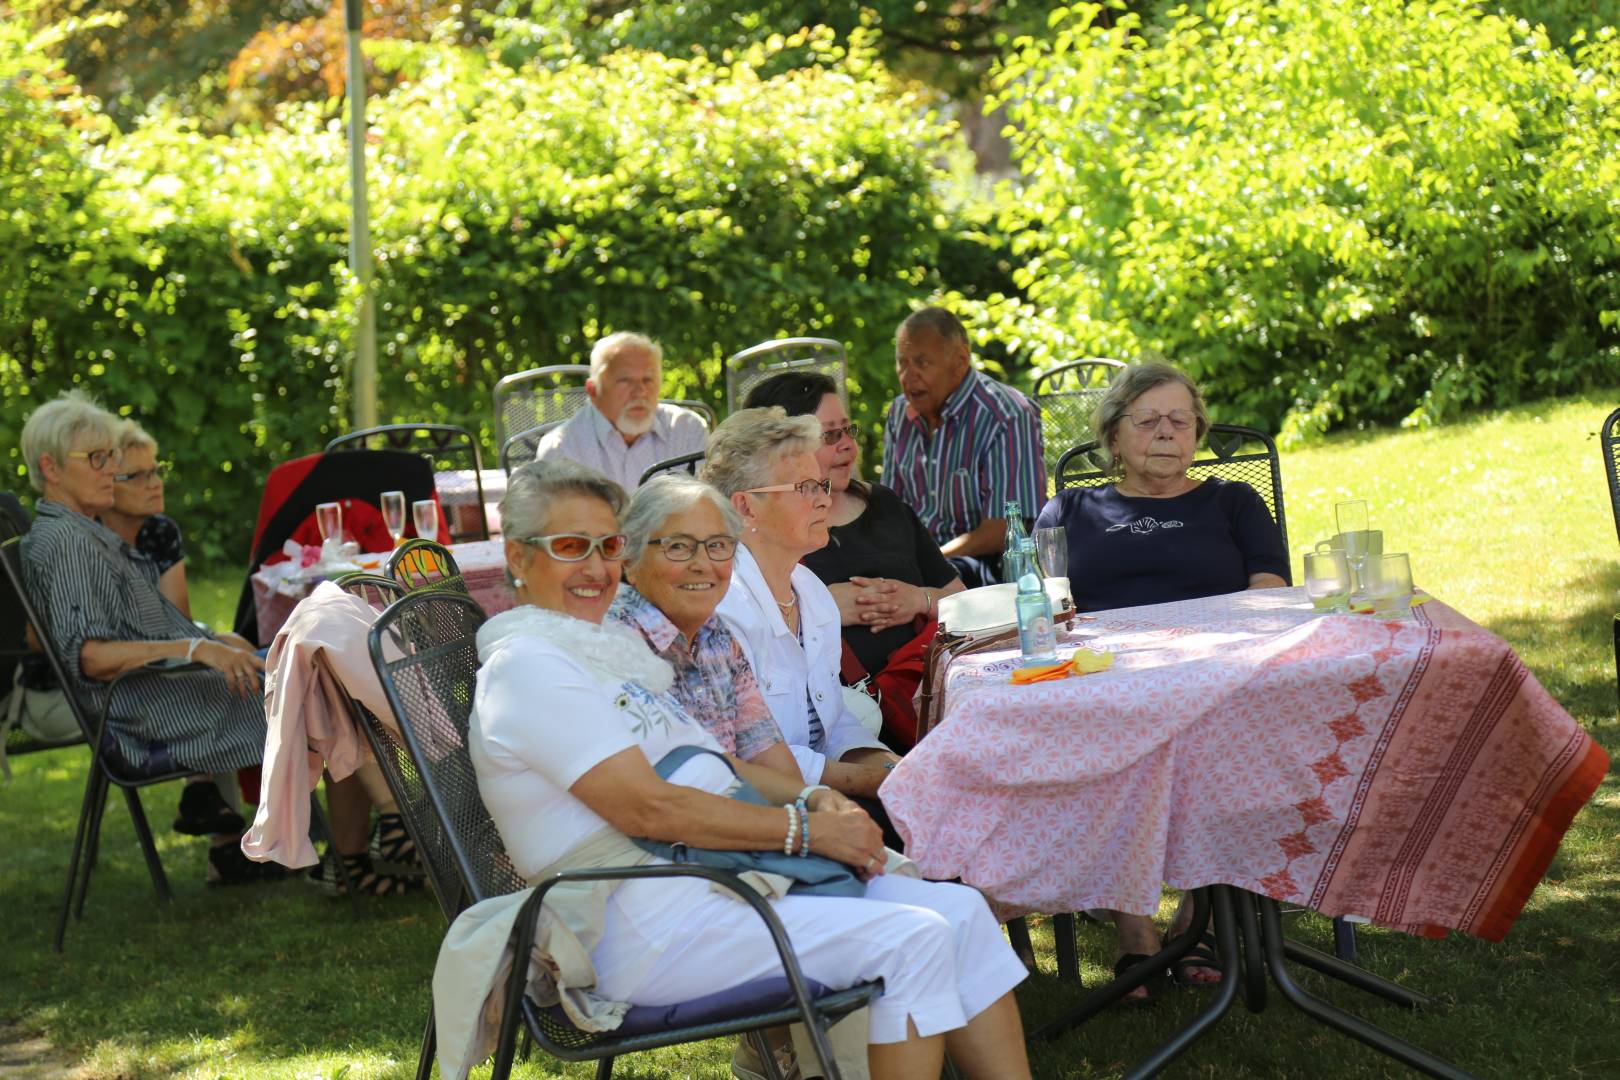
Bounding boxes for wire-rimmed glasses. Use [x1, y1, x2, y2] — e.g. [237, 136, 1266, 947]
[648, 534, 739, 562]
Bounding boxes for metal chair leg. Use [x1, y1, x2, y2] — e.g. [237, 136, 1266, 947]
[1257, 897, 1477, 1079]
[307, 791, 360, 914]
[121, 783, 173, 904]
[1332, 916, 1360, 963]
[1005, 915, 1036, 969]
[746, 1030, 786, 1080]
[594, 1056, 614, 1079]
[1121, 886, 1243, 1080]
[72, 772, 113, 918]
[55, 766, 102, 951]
[414, 1007, 436, 1080]
[1052, 912, 1080, 982]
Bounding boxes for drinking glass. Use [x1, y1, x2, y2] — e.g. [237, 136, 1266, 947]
[1367, 552, 1414, 620]
[1303, 549, 1352, 613]
[412, 499, 439, 541]
[380, 490, 407, 548]
[1033, 527, 1068, 579]
[315, 501, 343, 544]
[1335, 500, 1372, 598]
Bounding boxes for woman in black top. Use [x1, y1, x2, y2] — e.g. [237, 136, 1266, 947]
[102, 421, 194, 618]
[743, 373, 965, 747]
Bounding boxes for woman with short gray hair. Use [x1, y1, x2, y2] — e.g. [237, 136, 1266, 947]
[18, 392, 279, 885]
[706, 409, 903, 828]
[101, 419, 193, 616]
[1034, 359, 1288, 999]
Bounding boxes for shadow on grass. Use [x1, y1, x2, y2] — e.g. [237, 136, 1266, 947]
[1482, 561, 1620, 729]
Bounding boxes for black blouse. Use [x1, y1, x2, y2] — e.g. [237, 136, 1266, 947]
[801, 483, 959, 675]
[134, 513, 185, 575]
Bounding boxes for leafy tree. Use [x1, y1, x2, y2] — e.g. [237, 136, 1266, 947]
[981, 0, 1620, 438]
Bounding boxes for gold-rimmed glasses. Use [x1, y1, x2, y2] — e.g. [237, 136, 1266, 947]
[67, 447, 121, 471]
[744, 478, 832, 499]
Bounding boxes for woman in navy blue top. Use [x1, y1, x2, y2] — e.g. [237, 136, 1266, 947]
[1034, 360, 1289, 1000]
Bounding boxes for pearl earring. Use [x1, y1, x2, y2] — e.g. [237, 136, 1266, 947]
[512, 577, 524, 588]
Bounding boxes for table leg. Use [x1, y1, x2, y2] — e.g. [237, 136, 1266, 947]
[1234, 889, 1268, 1013]
[1280, 935, 1434, 1009]
[1256, 896, 1477, 1080]
[1120, 887, 1243, 1080]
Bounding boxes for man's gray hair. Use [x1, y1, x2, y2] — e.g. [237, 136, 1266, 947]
[701, 407, 821, 497]
[116, 418, 158, 453]
[20, 389, 119, 493]
[896, 305, 969, 346]
[589, 331, 663, 380]
[501, 458, 626, 543]
[1093, 360, 1211, 471]
[621, 474, 743, 564]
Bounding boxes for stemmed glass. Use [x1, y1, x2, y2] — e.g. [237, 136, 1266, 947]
[315, 501, 342, 545]
[1335, 500, 1370, 596]
[412, 499, 439, 541]
[380, 490, 407, 548]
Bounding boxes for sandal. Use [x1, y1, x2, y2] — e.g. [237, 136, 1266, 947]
[369, 812, 421, 875]
[1112, 953, 1169, 1008]
[308, 851, 423, 898]
[1167, 928, 1224, 988]
[207, 843, 288, 887]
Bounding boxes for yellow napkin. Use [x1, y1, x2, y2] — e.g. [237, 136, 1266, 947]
[1010, 650, 1114, 684]
[1349, 592, 1429, 615]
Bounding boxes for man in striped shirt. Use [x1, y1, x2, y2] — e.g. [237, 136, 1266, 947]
[880, 307, 1046, 587]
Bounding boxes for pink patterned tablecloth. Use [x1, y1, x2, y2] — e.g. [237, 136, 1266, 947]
[880, 587, 1607, 942]
[252, 539, 516, 643]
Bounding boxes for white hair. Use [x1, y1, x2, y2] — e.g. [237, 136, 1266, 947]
[621, 474, 743, 564]
[116, 418, 158, 452]
[20, 389, 119, 493]
[700, 407, 821, 497]
[589, 331, 663, 379]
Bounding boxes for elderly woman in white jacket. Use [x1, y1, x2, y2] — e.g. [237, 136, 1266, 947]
[708, 408, 901, 820]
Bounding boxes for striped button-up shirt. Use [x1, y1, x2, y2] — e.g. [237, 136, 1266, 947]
[880, 368, 1047, 544]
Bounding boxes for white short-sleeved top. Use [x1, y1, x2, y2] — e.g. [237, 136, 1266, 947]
[470, 632, 730, 881]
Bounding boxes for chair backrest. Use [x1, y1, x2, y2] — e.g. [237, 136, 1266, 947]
[1054, 423, 1290, 549]
[725, 338, 847, 413]
[1032, 359, 1127, 477]
[493, 365, 592, 450]
[367, 591, 523, 918]
[0, 495, 31, 698]
[663, 398, 717, 431]
[333, 572, 408, 611]
[326, 424, 489, 544]
[500, 420, 564, 476]
[638, 451, 707, 488]
[386, 538, 471, 599]
[1603, 406, 1620, 547]
[0, 524, 96, 752]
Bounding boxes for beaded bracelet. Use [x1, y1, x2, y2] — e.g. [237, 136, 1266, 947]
[798, 804, 811, 857]
[783, 805, 798, 856]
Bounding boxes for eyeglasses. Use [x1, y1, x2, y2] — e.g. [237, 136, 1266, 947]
[1125, 409, 1196, 431]
[819, 423, 859, 446]
[66, 448, 120, 471]
[744, 478, 832, 500]
[517, 532, 629, 562]
[649, 534, 739, 562]
[114, 464, 170, 486]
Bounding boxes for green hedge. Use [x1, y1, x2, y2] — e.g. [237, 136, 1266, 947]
[977, 0, 1620, 439]
[1, 27, 970, 565]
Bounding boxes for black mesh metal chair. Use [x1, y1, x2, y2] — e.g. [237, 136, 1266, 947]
[0, 516, 213, 950]
[725, 338, 848, 413]
[333, 572, 409, 611]
[325, 424, 490, 542]
[493, 365, 592, 450]
[637, 451, 707, 488]
[1602, 407, 1620, 706]
[367, 591, 877, 1080]
[1033, 358, 1126, 477]
[499, 420, 563, 475]
[663, 398, 718, 430]
[0, 494, 83, 768]
[1056, 423, 1290, 548]
[386, 538, 473, 602]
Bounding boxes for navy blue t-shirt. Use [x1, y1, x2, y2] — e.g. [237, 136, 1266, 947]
[1034, 478, 1290, 613]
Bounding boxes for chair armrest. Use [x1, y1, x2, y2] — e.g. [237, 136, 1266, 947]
[95, 659, 215, 750]
[493, 863, 833, 1076]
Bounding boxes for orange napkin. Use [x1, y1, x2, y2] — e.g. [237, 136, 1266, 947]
[1010, 650, 1114, 684]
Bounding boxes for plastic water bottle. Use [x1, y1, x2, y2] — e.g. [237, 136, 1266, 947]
[1003, 500, 1026, 580]
[1015, 538, 1058, 665]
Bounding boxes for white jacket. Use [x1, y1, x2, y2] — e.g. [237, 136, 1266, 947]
[717, 546, 886, 782]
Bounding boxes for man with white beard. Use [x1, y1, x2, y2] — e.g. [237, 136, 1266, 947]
[532, 331, 708, 491]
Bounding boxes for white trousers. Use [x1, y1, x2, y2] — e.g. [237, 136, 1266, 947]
[591, 873, 1027, 1044]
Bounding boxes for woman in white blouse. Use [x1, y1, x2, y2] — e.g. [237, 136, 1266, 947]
[708, 409, 900, 806]
[471, 459, 1031, 1080]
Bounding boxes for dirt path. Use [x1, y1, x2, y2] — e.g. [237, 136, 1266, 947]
[0, 1024, 79, 1079]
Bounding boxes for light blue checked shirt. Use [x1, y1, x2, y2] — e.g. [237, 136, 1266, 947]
[880, 368, 1047, 543]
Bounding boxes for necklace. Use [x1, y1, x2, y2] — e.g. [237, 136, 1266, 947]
[774, 592, 797, 612]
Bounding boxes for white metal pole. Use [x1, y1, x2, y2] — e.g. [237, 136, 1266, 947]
[345, 0, 378, 429]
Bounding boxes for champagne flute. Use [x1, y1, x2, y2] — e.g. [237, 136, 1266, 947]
[381, 490, 407, 548]
[1335, 500, 1370, 596]
[412, 499, 439, 541]
[315, 502, 343, 545]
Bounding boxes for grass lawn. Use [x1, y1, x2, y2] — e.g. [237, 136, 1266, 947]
[1, 393, 1615, 1079]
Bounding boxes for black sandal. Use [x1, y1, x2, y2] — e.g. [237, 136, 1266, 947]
[309, 851, 423, 898]
[1113, 953, 1169, 1007]
[1167, 929, 1224, 988]
[369, 812, 420, 874]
